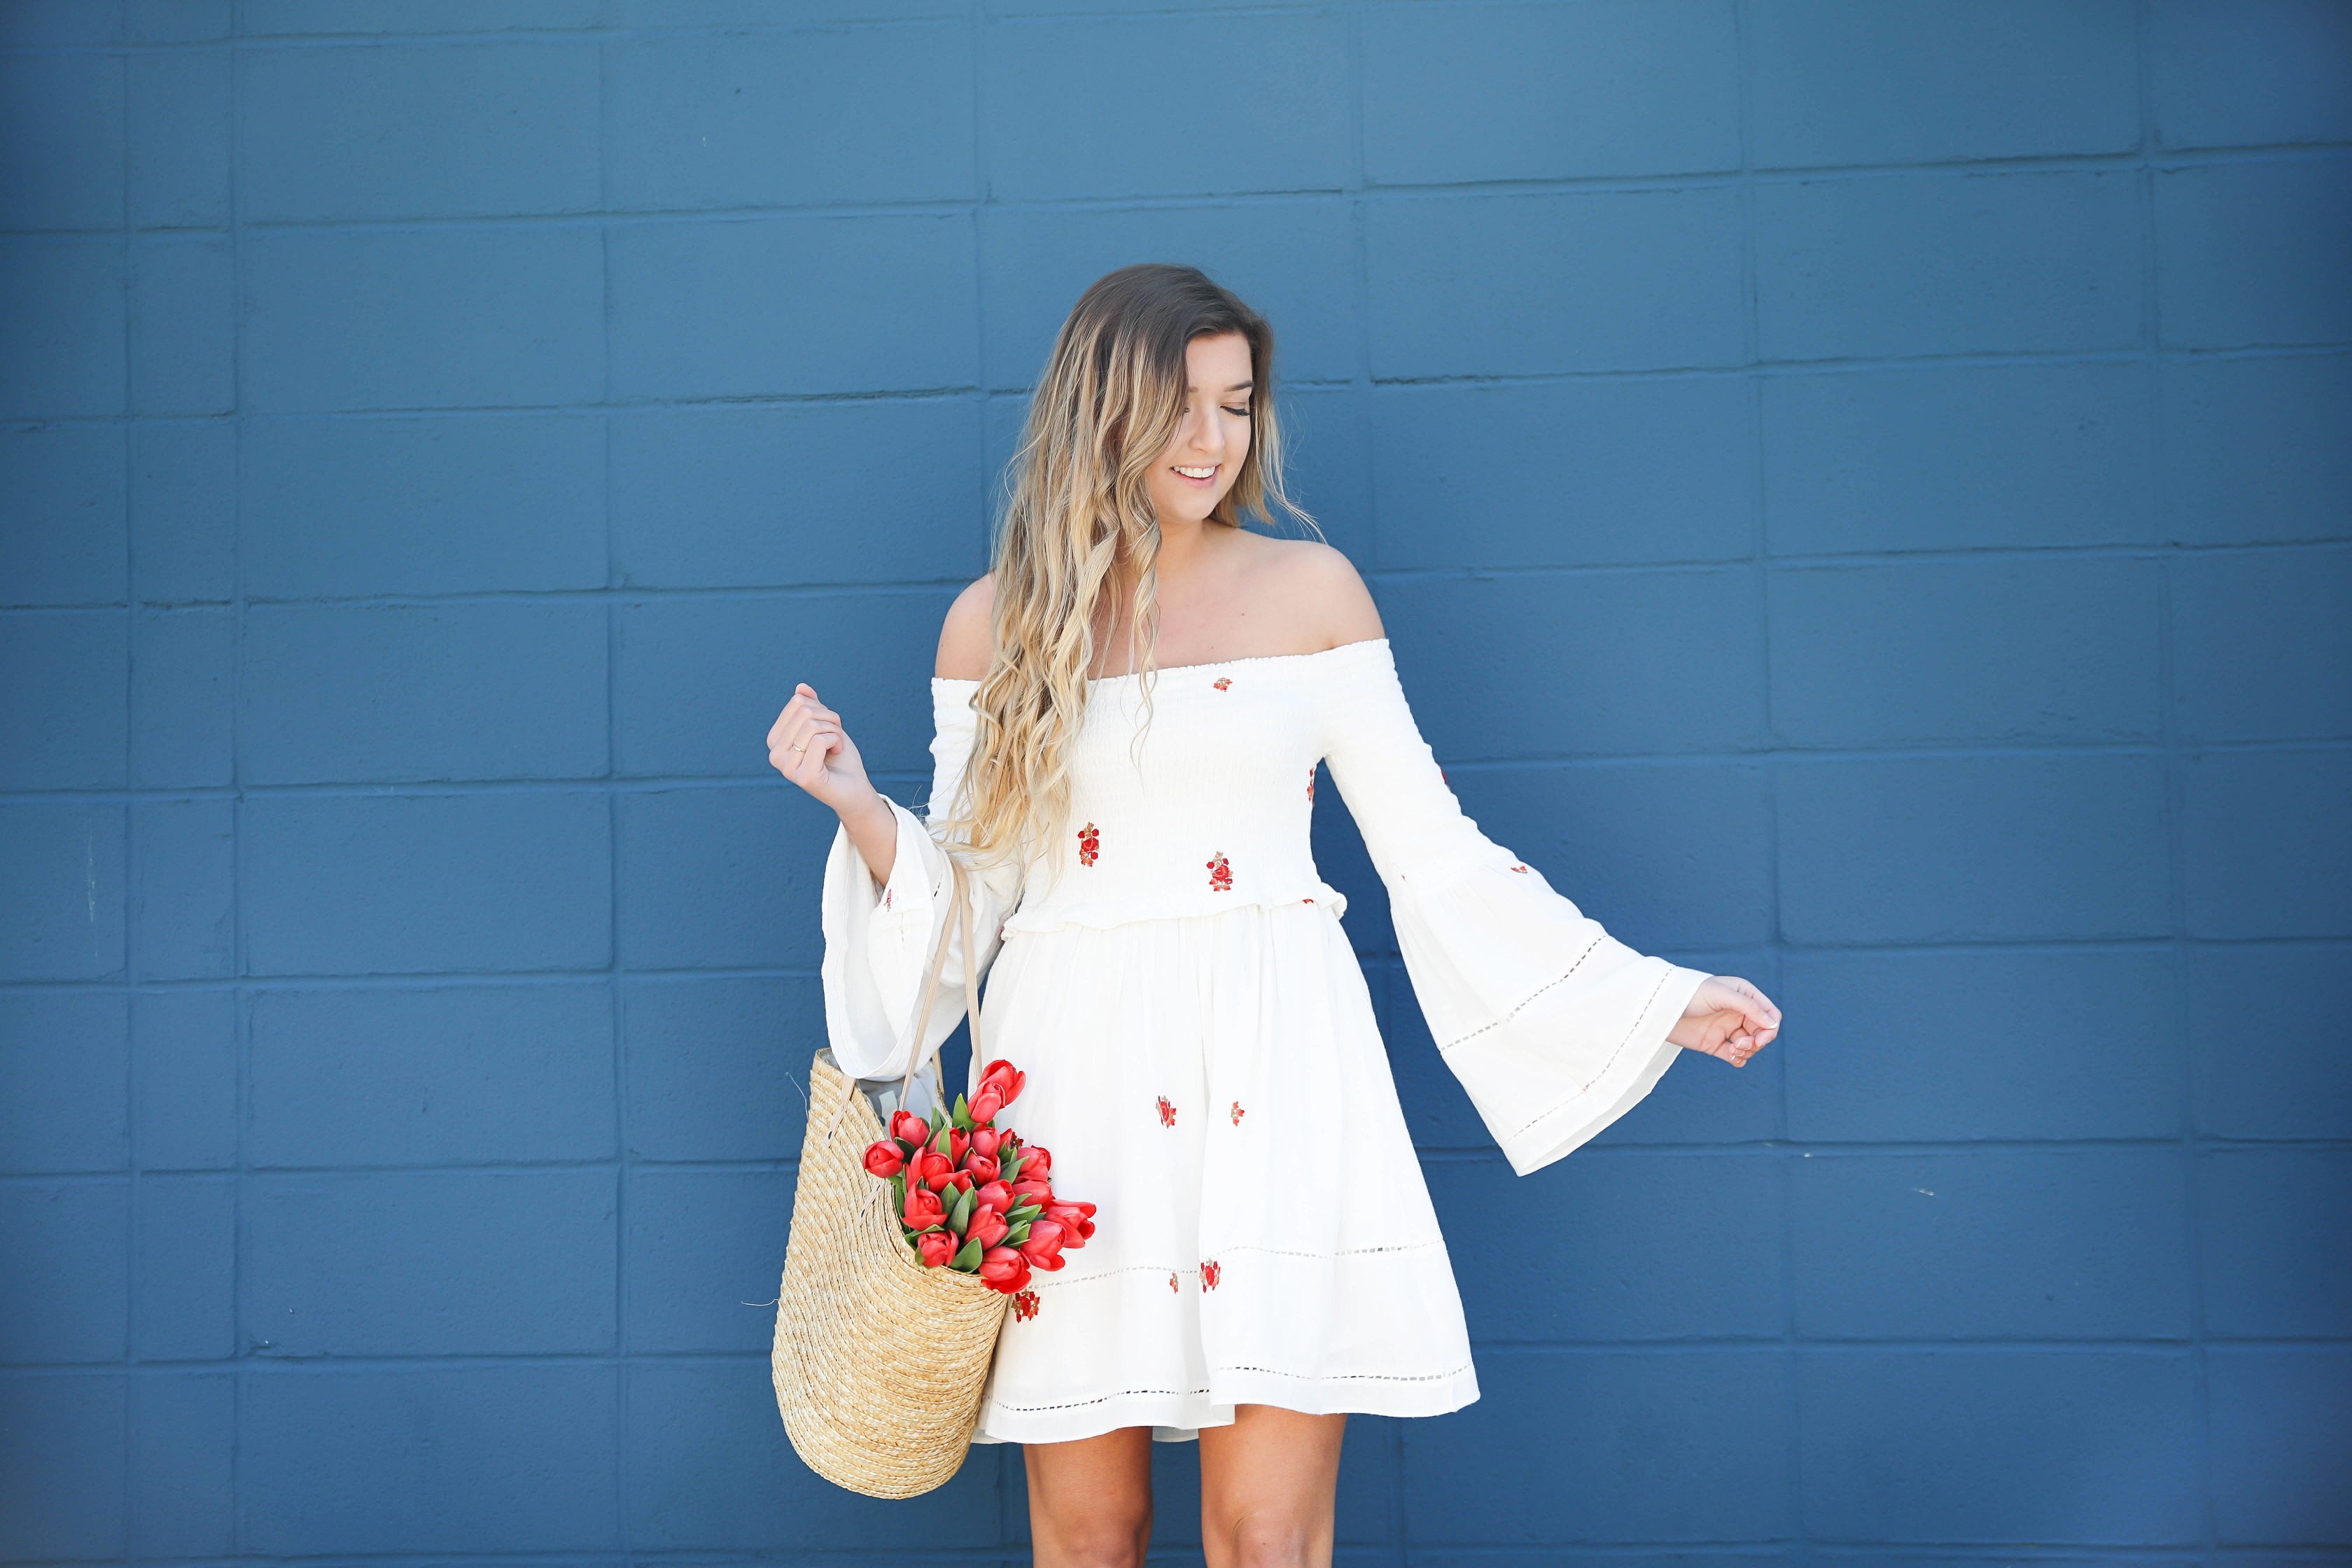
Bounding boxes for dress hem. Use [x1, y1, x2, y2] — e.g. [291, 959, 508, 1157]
[971, 1362, 1480, 1446]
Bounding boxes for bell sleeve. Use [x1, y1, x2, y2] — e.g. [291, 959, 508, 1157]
[817, 678, 1020, 1096]
[1317, 639, 1711, 1176]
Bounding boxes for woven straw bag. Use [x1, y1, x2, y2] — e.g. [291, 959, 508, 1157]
[771, 854, 1009, 1498]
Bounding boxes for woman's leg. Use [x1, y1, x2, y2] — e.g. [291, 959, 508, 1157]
[1197, 1406, 1348, 1568]
[1023, 1427, 1155, 1568]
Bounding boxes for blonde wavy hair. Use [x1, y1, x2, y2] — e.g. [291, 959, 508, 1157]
[940, 263, 1313, 867]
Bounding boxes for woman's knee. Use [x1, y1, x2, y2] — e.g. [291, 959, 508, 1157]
[1032, 1499, 1152, 1568]
[1218, 1510, 1322, 1568]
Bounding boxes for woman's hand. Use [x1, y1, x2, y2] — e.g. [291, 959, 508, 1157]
[767, 683, 898, 880]
[767, 682, 871, 810]
[1667, 975, 1782, 1067]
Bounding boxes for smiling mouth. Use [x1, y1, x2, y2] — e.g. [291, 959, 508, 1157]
[1172, 464, 1218, 482]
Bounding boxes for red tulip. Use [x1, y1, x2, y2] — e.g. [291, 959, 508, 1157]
[1044, 1200, 1096, 1246]
[979, 1060, 1026, 1107]
[916, 1231, 956, 1267]
[862, 1139, 904, 1177]
[1021, 1144, 1051, 1180]
[946, 1170, 974, 1195]
[890, 1110, 929, 1148]
[1011, 1178, 1054, 1203]
[909, 1149, 954, 1192]
[949, 1128, 969, 1165]
[1017, 1220, 1068, 1271]
[971, 1126, 1000, 1158]
[902, 1186, 944, 1231]
[963, 1153, 1000, 1185]
[974, 1180, 1011, 1213]
[969, 1089, 1004, 1124]
[979, 1247, 1031, 1294]
[967, 1211, 1009, 1250]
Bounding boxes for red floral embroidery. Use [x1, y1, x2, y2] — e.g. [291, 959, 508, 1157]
[1230, 1100, 1245, 1126]
[1077, 822, 1100, 867]
[1306, 765, 1315, 802]
[1207, 853, 1233, 892]
[1509, 864, 1528, 874]
[1156, 1095, 1177, 1128]
[1168, 1271, 1179, 1294]
[1212, 677, 1231, 692]
[1013, 1288, 1040, 1322]
[1200, 1260, 1222, 1290]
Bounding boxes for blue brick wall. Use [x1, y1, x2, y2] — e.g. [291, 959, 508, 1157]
[1, 0, 2346, 1560]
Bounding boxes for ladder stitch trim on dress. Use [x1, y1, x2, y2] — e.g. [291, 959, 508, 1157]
[1436, 934, 1605, 1055]
[1501, 967, 1676, 1144]
[1219, 1239, 1444, 1261]
[988, 1387, 1211, 1414]
[1213, 1362, 1476, 1384]
[1034, 1263, 1200, 1289]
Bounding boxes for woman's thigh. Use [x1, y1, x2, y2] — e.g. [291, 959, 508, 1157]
[1197, 1406, 1347, 1568]
[1022, 1426, 1155, 1568]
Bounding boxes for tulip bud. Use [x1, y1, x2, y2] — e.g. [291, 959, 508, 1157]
[902, 1186, 944, 1232]
[974, 1180, 1011, 1213]
[963, 1153, 1000, 1185]
[967, 1211, 1009, 1250]
[969, 1089, 1003, 1125]
[979, 1246, 1031, 1294]
[1017, 1219, 1067, 1271]
[970, 1126, 1000, 1158]
[890, 1110, 930, 1149]
[862, 1140, 904, 1178]
[910, 1149, 954, 1192]
[1021, 1144, 1052, 1179]
[916, 1231, 956, 1268]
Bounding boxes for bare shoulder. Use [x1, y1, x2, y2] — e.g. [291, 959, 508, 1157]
[936, 575, 995, 680]
[1250, 536, 1382, 650]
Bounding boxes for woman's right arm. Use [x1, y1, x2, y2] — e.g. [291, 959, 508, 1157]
[770, 580, 1011, 1086]
[767, 682, 899, 882]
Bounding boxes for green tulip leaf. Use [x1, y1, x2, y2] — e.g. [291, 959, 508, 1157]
[951, 1236, 983, 1271]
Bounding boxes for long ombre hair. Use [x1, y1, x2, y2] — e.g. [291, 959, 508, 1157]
[942, 263, 1313, 867]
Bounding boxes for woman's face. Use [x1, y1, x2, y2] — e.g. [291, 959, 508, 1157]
[1143, 330, 1254, 529]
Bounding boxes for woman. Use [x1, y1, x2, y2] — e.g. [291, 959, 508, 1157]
[766, 264, 1780, 1567]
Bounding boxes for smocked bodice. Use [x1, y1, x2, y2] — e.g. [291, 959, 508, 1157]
[936, 648, 1353, 934]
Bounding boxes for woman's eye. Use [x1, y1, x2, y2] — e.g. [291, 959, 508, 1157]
[1223, 404, 1252, 419]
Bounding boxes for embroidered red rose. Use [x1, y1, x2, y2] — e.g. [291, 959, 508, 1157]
[1077, 822, 1100, 867]
[1168, 1272, 1179, 1293]
[1230, 1100, 1245, 1126]
[1212, 677, 1231, 691]
[1509, 864, 1529, 874]
[1207, 853, 1233, 892]
[1013, 1288, 1040, 1322]
[1200, 1260, 1221, 1291]
[1156, 1095, 1176, 1128]
[1306, 764, 1315, 802]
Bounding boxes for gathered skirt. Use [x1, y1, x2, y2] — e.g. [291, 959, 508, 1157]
[967, 897, 1480, 1446]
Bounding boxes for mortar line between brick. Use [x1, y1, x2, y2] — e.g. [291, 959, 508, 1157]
[2136, 0, 2219, 1548]
[115, 7, 137, 1556]
[224, 0, 250, 1548]
[596, 22, 632, 1554]
[1729, 1, 1805, 1548]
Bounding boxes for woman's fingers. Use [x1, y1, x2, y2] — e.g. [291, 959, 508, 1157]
[768, 689, 848, 781]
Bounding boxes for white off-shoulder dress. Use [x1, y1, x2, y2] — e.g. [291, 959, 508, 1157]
[818, 638, 1709, 1446]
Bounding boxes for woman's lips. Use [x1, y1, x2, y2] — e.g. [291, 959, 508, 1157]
[1171, 464, 1219, 486]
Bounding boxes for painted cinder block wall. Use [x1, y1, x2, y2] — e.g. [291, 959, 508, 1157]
[4, 0, 2348, 1558]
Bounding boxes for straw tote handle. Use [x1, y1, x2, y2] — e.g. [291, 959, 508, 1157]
[892, 853, 985, 1109]
[822, 850, 979, 1147]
